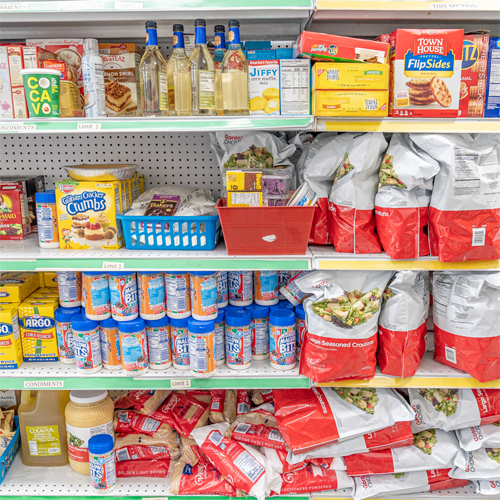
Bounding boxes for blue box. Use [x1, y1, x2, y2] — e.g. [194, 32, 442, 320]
[244, 41, 272, 50]
[485, 37, 500, 118]
[275, 48, 293, 60]
[246, 49, 276, 61]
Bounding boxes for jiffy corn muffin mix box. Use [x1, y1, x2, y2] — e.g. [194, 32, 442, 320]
[248, 59, 280, 115]
[0, 303, 23, 369]
[55, 179, 123, 250]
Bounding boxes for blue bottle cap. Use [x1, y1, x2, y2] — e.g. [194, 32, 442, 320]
[35, 190, 56, 203]
[215, 308, 225, 324]
[245, 304, 269, 319]
[83, 271, 107, 276]
[188, 318, 214, 334]
[295, 304, 306, 320]
[108, 271, 135, 276]
[55, 306, 81, 322]
[146, 316, 170, 328]
[271, 302, 294, 312]
[99, 317, 119, 329]
[225, 309, 251, 327]
[270, 309, 295, 327]
[71, 314, 98, 331]
[88, 434, 114, 455]
[224, 304, 245, 313]
[138, 271, 163, 275]
[170, 317, 189, 328]
[190, 271, 216, 276]
[118, 318, 145, 334]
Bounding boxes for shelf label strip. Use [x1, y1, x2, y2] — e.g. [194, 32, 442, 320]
[24, 380, 64, 388]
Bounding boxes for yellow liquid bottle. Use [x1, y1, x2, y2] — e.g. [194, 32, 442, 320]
[166, 24, 191, 116]
[19, 390, 70, 467]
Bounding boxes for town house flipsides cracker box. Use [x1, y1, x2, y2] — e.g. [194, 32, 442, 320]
[389, 29, 464, 117]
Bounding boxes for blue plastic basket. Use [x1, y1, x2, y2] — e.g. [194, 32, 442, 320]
[1, 416, 20, 484]
[117, 213, 222, 251]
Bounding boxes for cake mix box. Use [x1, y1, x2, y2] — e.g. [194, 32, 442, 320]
[248, 59, 280, 115]
[55, 179, 123, 250]
[0, 303, 23, 369]
[485, 37, 500, 118]
[389, 29, 464, 117]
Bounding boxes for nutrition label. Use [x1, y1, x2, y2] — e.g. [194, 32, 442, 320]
[280, 60, 310, 115]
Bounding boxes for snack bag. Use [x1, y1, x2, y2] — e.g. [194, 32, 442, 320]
[295, 270, 393, 382]
[452, 447, 500, 480]
[113, 434, 180, 462]
[279, 465, 353, 494]
[115, 458, 170, 477]
[114, 390, 170, 415]
[209, 389, 237, 424]
[327, 133, 388, 253]
[432, 272, 500, 382]
[374, 134, 440, 259]
[409, 388, 500, 432]
[411, 133, 500, 262]
[345, 429, 461, 476]
[377, 271, 430, 378]
[273, 387, 414, 455]
[457, 423, 500, 452]
[353, 469, 468, 500]
[114, 410, 175, 439]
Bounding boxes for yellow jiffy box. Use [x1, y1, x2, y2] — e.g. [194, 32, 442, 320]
[312, 62, 390, 91]
[55, 179, 123, 250]
[313, 90, 389, 117]
[248, 59, 280, 115]
[18, 299, 59, 362]
[0, 303, 23, 369]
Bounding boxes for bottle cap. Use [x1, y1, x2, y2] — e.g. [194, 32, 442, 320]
[138, 271, 163, 275]
[271, 301, 294, 312]
[173, 24, 184, 32]
[70, 390, 108, 404]
[295, 304, 306, 320]
[108, 271, 135, 276]
[99, 317, 119, 329]
[35, 190, 56, 203]
[83, 38, 99, 51]
[89, 434, 114, 455]
[270, 309, 295, 327]
[171, 317, 189, 328]
[190, 271, 216, 276]
[215, 308, 225, 324]
[195, 19, 206, 27]
[83, 271, 107, 276]
[146, 316, 170, 328]
[118, 317, 146, 334]
[214, 25, 225, 32]
[224, 304, 245, 313]
[146, 21, 157, 28]
[228, 20, 240, 27]
[188, 318, 214, 334]
[71, 314, 98, 331]
[245, 304, 269, 319]
[55, 306, 81, 322]
[225, 309, 251, 327]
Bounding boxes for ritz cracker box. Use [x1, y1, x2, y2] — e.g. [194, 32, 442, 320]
[55, 179, 123, 250]
[389, 29, 464, 117]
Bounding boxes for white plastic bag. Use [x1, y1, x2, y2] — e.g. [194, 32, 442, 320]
[457, 423, 500, 452]
[452, 447, 500, 480]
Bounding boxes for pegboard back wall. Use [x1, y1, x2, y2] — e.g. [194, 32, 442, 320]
[0, 133, 222, 193]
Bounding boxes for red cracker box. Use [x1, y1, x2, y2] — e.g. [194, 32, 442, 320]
[295, 31, 389, 64]
[389, 29, 464, 117]
[459, 30, 489, 117]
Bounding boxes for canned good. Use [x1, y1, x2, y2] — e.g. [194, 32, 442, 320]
[171, 317, 189, 370]
[88, 434, 116, 493]
[269, 310, 296, 371]
[190, 271, 218, 321]
[71, 314, 102, 374]
[225, 310, 252, 371]
[216, 271, 228, 308]
[164, 272, 191, 319]
[99, 317, 121, 371]
[57, 271, 82, 308]
[245, 304, 270, 360]
[108, 271, 139, 322]
[54, 306, 80, 364]
[295, 304, 307, 360]
[146, 316, 172, 370]
[188, 318, 216, 378]
[137, 272, 166, 320]
[118, 318, 148, 376]
[228, 271, 253, 306]
[83, 272, 111, 321]
[254, 270, 279, 306]
[214, 308, 225, 366]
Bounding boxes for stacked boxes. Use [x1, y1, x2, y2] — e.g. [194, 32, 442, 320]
[0, 273, 40, 303]
[0, 303, 23, 369]
[226, 170, 263, 207]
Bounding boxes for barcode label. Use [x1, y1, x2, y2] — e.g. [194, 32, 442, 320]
[238, 402, 250, 414]
[365, 99, 378, 110]
[235, 423, 251, 434]
[445, 346, 457, 364]
[48, 447, 60, 454]
[472, 228, 486, 246]
[150, 446, 167, 455]
[116, 448, 130, 461]
[326, 69, 340, 81]
[269, 429, 284, 442]
[209, 431, 223, 446]
[211, 402, 220, 410]
[141, 417, 161, 432]
[233, 450, 265, 482]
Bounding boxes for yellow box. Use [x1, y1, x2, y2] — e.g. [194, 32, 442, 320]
[55, 179, 124, 250]
[18, 300, 59, 362]
[0, 273, 39, 303]
[227, 191, 263, 207]
[312, 63, 390, 91]
[118, 180, 127, 214]
[42, 272, 58, 288]
[139, 174, 145, 194]
[125, 177, 132, 208]
[312, 90, 389, 117]
[0, 303, 23, 369]
[29, 288, 59, 300]
[226, 171, 262, 192]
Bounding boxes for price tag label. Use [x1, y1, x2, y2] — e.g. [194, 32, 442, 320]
[0, 123, 36, 132]
[102, 262, 125, 270]
[24, 381, 64, 388]
[0, 3, 28, 10]
[77, 122, 102, 131]
[429, 2, 477, 8]
[58, 2, 106, 10]
[115, 1, 143, 8]
[170, 379, 191, 389]
[143, 498, 167, 500]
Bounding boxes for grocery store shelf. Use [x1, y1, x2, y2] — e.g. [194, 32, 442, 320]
[317, 0, 499, 10]
[310, 246, 500, 271]
[0, 236, 312, 272]
[312, 488, 475, 500]
[0, 359, 309, 390]
[316, 118, 500, 133]
[0, 116, 315, 134]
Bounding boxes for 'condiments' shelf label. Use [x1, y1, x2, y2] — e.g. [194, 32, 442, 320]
[0, 3, 28, 10]
[58, 2, 106, 10]
[429, 2, 477, 8]
[24, 381, 64, 388]
[77, 122, 102, 131]
[0, 123, 36, 132]
[170, 379, 192, 388]
[115, 1, 143, 8]
[102, 261, 125, 270]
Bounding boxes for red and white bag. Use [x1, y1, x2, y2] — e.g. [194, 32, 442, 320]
[114, 390, 170, 415]
[265, 448, 308, 474]
[295, 270, 393, 382]
[327, 133, 387, 254]
[115, 458, 171, 478]
[279, 465, 353, 494]
[287, 421, 414, 464]
[411, 133, 500, 262]
[353, 469, 468, 500]
[114, 410, 174, 438]
[279, 270, 313, 306]
[374, 133, 439, 259]
[114, 434, 179, 462]
[452, 447, 500, 480]
[209, 389, 237, 424]
[236, 390, 251, 415]
[432, 272, 500, 382]
[345, 429, 461, 476]
[273, 387, 414, 455]
[377, 271, 430, 378]
[457, 424, 500, 452]
[473, 480, 500, 495]
[409, 388, 500, 432]
[251, 389, 274, 406]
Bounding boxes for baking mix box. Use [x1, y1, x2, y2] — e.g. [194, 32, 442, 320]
[0, 303, 23, 369]
[389, 29, 464, 117]
[55, 179, 124, 250]
[248, 59, 280, 115]
[459, 31, 490, 117]
[485, 37, 500, 118]
[0, 46, 13, 118]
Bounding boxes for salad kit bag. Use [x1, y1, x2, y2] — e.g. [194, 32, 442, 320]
[327, 133, 388, 254]
[353, 469, 467, 500]
[409, 388, 500, 433]
[458, 423, 500, 452]
[452, 447, 500, 480]
[273, 387, 414, 455]
[279, 465, 353, 494]
[432, 272, 500, 382]
[345, 429, 461, 476]
[374, 134, 440, 259]
[295, 270, 393, 382]
[411, 133, 500, 262]
[473, 480, 500, 495]
[377, 271, 430, 378]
